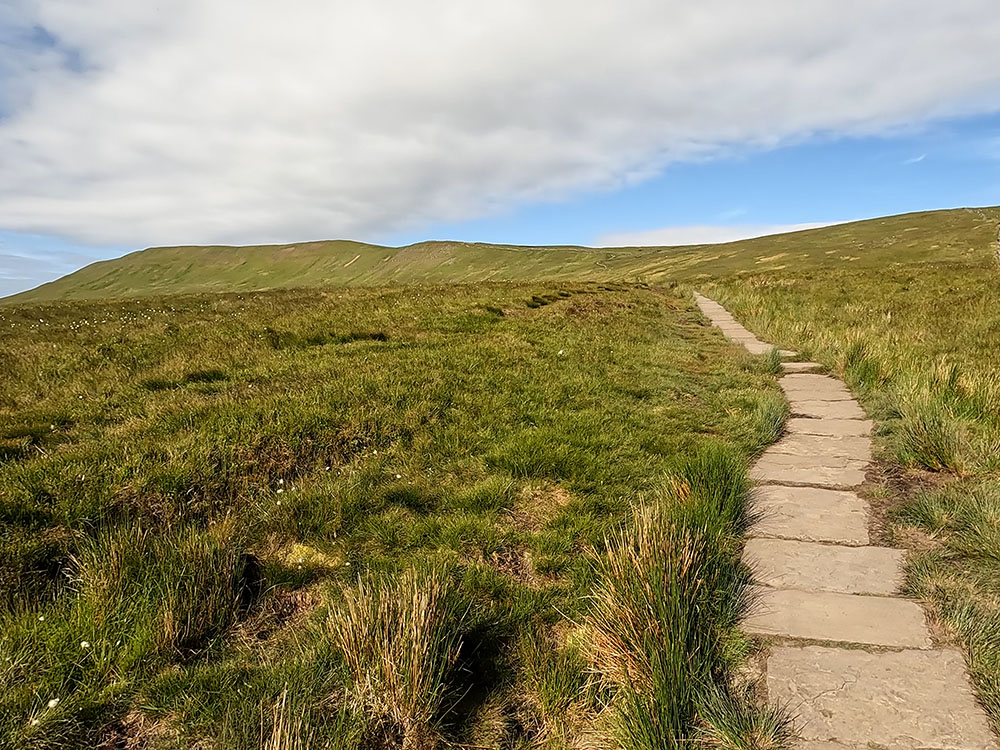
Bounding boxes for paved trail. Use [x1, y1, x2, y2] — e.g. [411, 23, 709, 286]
[694, 292, 996, 750]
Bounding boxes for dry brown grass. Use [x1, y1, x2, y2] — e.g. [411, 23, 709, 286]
[326, 567, 463, 749]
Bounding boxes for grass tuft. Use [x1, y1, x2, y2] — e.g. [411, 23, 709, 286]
[695, 685, 795, 750]
[325, 566, 464, 748]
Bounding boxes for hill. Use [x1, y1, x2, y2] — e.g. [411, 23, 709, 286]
[6, 205, 999, 303]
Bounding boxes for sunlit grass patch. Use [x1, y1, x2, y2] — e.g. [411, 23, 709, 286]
[0, 282, 782, 747]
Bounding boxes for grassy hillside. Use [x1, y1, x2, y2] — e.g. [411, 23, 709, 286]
[0, 282, 789, 748]
[6, 206, 999, 303]
[4, 203, 1000, 746]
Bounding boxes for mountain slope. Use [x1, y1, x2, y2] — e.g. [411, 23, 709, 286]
[6, 206, 999, 303]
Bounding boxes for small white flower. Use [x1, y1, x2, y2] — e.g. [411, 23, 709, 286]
[344, 562, 351, 566]
[38, 615, 44, 621]
[558, 349, 564, 355]
[80, 641, 90, 649]
[297, 557, 304, 563]
[30, 718, 40, 726]
[276, 488, 284, 494]
[278, 478, 284, 485]
[47, 698, 59, 709]
[395, 474, 401, 479]
[276, 500, 282, 506]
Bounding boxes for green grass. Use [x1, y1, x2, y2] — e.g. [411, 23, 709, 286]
[0, 282, 784, 748]
[6, 206, 998, 304]
[702, 209, 1000, 733]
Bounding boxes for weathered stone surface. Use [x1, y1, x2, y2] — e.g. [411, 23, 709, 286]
[781, 385, 855, 402]
[768, 646, 998, 749]
[781, 374, 847, 389]
[785, 417, 872, 437]
[778, 349, 797, 358]
[788, 399, 867, 420]
[744, 588, 931, 648]
[743, 340, 773, 355]
[750, 485, 870, 545]
[743, 538, 904, 595]
[751, 452, 868, 488]
[767, 434, 872, 461]
[781, 361, 823, 373]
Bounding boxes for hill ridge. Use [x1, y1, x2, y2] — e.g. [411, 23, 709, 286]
[6, 205, 999, 304]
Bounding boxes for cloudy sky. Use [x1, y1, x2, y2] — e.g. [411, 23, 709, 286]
[1, 0, 999, 295]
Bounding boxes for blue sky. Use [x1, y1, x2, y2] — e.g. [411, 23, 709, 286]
[1, 1, 999, 296]
[394, 114, 1000, 247]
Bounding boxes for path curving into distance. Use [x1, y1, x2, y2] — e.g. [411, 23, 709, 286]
[693, 292, 996, 750]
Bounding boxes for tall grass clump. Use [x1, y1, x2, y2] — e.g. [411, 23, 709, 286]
[695, 685, 794, 750]
[883, 362, 1000, 475]
[516, 629, 597, 747]
[75, 522, 257, 656]
[325, 566, 464, 749]
[585, 442, 766, 748]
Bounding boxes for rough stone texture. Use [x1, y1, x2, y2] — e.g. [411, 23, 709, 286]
[745, 588, 931, 648]
[751, 452, 868, 489]
[786, 417, 872, 437]
[782, 361, 823, 373]
[778, 349, 798, 357]
[781, 385, 855, 402]
[789, 399, 867, 420]
[768, 646, 998, 749]
[767, 434, 872, 461]
[743, 538, 904, 595]
[781, 375, 855, 398]
[750, 485, 870, 545]
[781, 374, 848, 389]
[743, 340, 773, 355]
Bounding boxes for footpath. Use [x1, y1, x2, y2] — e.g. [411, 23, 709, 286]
[694, 292, 995, 750]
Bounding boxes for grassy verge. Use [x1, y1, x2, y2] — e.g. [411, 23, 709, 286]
[0, 282, 784, 748]
[705, 249, 1000, 733]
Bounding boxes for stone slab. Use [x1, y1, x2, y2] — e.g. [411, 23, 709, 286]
[751, 485, 870, 545]
[768, 646, 997, 749]
[786, 418, 872, 437]
[778, 349, 798, 358]
[782, 361, 823, 373]
[789, 400, 867, 420]
[781, 374, 848, 388]
[743, 341, 773, 355]
[745, 588, 931, 648]
[767, 434, 872, 461]
[751, 453, 868, 488]
[744, 538, 904, 595]
[781, 386, 855, 402]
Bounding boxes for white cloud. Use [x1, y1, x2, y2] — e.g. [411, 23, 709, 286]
[596, 222, 844, 247]
[0, 0, 999, 247]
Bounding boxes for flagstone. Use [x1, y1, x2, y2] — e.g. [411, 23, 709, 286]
[743, 538, 904, 595]
[745, 587, 931, 648]
[768, 647, 998, 749]
[750, 485, 870, 545]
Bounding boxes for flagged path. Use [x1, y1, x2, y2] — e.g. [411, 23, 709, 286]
[693, 292, 996, 750]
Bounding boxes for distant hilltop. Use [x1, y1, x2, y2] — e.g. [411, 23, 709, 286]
[6, 206, 999, 304]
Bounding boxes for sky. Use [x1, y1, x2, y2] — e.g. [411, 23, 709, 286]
[1, 1, 999, 296]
